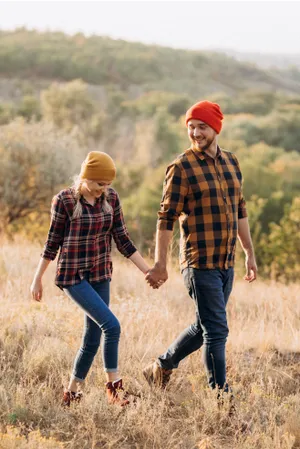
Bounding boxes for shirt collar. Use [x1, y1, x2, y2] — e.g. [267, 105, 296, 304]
[191, 145, 223, 161]
[81, 195, 102, 206]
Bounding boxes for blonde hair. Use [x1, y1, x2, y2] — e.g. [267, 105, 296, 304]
[71, 175, 112, 219]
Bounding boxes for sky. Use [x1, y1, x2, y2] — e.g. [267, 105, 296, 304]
[1, 0, 300, 55]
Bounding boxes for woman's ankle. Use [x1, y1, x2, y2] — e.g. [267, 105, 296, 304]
[106, 371, 121, 383]
[68, 377, 84, 393]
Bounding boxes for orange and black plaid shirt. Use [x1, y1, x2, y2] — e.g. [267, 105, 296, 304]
[157, 146, 247, 270]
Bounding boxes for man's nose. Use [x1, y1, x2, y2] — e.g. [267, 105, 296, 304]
[194, 129, 202, 137]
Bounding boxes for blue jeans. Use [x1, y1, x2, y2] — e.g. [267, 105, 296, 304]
[158, 267, 234, 391]
[63, 279, 120, 381]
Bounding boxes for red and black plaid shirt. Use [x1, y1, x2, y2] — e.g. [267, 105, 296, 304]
[41, 188, 137, 287]
[157, 146, 247, 270]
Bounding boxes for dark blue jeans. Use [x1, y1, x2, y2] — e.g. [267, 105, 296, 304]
[63, 279, 120, 382]
[158, 267, 234, 391]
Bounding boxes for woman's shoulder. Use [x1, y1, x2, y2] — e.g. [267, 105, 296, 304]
[107, 187, 119, 201]
[53, 188, 76, 213]
[107, 187, 124, 211]
[55, 187, 76, 201]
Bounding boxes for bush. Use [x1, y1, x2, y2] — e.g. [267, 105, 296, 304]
[41, 79, 105, 141]
[262, 197, 300, 282]
[0, 119, 85, 236]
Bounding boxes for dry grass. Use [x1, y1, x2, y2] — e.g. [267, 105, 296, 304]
[0, 240, 300, 449]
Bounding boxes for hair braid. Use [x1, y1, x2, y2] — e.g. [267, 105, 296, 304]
[72, 176, 83, 219]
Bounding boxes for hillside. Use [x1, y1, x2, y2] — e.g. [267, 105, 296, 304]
[222, 48, 300, 70]
[1, 28, 300, 97]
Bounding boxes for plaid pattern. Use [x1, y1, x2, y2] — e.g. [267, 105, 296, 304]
[157, 146, 247, 270]
[41, 187, 137, 287]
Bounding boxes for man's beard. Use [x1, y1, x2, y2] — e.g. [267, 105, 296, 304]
[191, 136, 214, 152]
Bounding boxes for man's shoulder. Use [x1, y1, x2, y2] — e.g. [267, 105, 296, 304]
[220, 148, 241, 164]
[168, 148, 194, 169]
[220, 148, 237, 159]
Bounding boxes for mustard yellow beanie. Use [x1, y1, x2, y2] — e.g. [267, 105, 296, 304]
[80, 151, 116, 183]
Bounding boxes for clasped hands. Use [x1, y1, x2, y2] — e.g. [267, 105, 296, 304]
[145, 263, 168, 289]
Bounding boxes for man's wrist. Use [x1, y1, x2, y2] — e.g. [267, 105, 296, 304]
[154, 261, 167, 270]
[244, 248, 255, 258]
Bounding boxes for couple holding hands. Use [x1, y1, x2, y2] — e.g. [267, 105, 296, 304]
[31, 100, 257, 407]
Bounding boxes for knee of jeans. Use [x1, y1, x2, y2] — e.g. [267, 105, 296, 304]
[191, 322, 202, 334]
[204, 326, 229, 342]
[107, 318, 121, 337]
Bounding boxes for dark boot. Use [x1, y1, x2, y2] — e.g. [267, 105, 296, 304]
[62, 389, 83, 407]
[143, 360, 173, 389]
[105, 379, 130, 407]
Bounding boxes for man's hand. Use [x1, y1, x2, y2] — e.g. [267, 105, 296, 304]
[145, 263, 168, 289]
[244, 254, 257, 283]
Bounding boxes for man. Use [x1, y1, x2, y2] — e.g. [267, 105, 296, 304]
[143, 100, 257, 393]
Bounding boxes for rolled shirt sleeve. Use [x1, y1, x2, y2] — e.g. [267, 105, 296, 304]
[157, 163, 189, 231]
[238, 192, 248, 219]
[112, 192, 137, 258]
[41, 194, 67, 260]
[232, 154, 248, 219]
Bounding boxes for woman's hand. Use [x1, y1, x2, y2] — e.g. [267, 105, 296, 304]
[30, 258, 51, 301]
[30, 278, 43, 302]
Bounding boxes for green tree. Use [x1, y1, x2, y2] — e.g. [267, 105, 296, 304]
[17, 95, 41, 121]
[0, 103, 15, 125]
[41, 79, 104, 140]
[123, 91, 191, 120]
[263, 197, 300, 282]
[153, 108, 188, 166]
[210, 90, 279, 115]
[0, 119, 85, 236]
[122, 165, 166, 249]
[222, 107, 300, 152]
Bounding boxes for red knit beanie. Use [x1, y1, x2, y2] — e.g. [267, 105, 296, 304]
[185, 101, 224, 134]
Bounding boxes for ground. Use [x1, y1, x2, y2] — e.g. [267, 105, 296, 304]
[0, 241, 299, 449]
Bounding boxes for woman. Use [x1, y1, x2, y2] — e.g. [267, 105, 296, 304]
[30, 151, 150, 407]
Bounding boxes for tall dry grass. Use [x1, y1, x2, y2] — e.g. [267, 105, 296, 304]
[0, 240, 300, 449]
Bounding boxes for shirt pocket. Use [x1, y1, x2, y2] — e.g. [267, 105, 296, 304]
[188, 174, 210, 202]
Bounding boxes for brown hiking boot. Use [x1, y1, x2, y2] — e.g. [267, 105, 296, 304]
[62, 389, 83, 407]
[143, 360, 172, 389]
[106, 379, 130, 407]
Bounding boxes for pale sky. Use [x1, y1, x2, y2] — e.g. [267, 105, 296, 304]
[1, 0, 300, 54]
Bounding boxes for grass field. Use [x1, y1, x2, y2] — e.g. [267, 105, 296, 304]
[0, 241, 300, 449]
